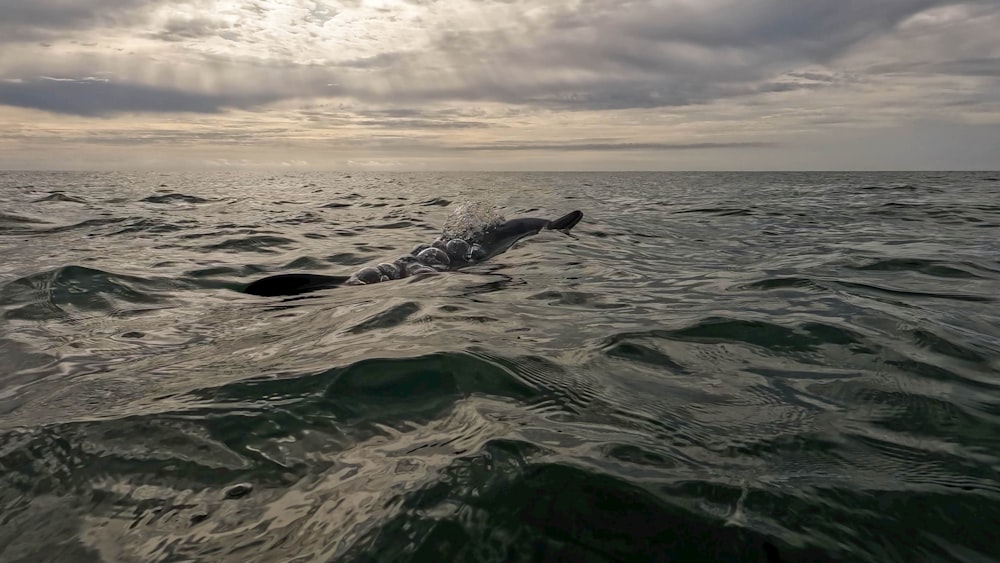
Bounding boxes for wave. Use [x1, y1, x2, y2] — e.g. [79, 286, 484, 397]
[0, 265, 184, 321]
[33, 192, 88, 203]
[142, 193, 212, 204]
[848, 258, 997, 279]
[201, 235, 298, 253]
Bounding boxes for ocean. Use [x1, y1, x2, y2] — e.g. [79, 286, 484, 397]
[1, 171, 999, 562]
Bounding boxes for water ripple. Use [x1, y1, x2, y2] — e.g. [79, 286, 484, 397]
[1, 170, 999, 562]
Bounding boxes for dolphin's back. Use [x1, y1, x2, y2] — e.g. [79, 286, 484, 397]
[481, 210, 583, 260]
[242, 209, 584, 297]
[492, 210, 583, 241]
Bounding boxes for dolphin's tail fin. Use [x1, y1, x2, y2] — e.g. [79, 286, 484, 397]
[244, 273, 350, 297]
[546, 210, 583, 233]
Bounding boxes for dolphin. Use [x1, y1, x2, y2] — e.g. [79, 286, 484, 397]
[243, 209, 583, 297]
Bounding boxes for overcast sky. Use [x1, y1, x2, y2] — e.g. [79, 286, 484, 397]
[1, 0, 998, 170]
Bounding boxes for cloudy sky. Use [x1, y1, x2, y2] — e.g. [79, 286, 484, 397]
[1, 0, 998, 170]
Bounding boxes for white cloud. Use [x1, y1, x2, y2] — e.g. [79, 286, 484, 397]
[0, 0, 998, 169]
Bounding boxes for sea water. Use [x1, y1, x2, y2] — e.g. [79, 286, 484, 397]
[1, 171, 999, 561]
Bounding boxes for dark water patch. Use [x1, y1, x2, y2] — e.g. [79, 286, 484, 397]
[320, 202, 352, 209]
[141, 193, 211, 204]
[968, 204, 1000, 213]
[871, 202, 1000, 224]
[841, 385, 1000, 449]
[108, 217, 185, 236]
[0, 212, 49, 225]
[343, 461, 836, 562]
[627, 230, 661, 238]
[354, 243, 399, 253]
[527, 289, 614, 307]
[832, 280, 994, 303]
[224, 482, 253, 498]
[201, 235, 297, 254]
[850, 258, 992, 279]
[860, 184, 922, 192]
[0, 339, 56, 380]
[0, 420, 270, 544]
[673, 206, 755, 216]
[4, 217, 126, 235]
[883, 356, 1000, 392]
[910, 328, 989, 364]
[324, 252, 369, 266]
[179, 227, 255, 240]
[427, 313, 500, 324]
[481, 353, 599, 415]
[602, 442, 677, 468]
[347, 302, 422, 333]
[0, 213, 52, 234]
[799, 321, 867, 347]
[452, 277, 526, 298]
[273, 211, 324, 225]
[603, 320, 870, 371]
[372, 221, 415, 229]
[34, 192, 87, 203]
[666, 318, 821, 352]
[280, 256, 328, 270]
[0, 265, 181, 321]
[734, 276, 827, 292]
[602, 334, 689, 374]
[321, 354, 538, 423]
[183, 353, 540, 435]
[184, 265, 264, 279]
[420, 197, 452, 206]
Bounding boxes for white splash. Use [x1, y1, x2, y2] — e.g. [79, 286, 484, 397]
[440, 201, 506, 242]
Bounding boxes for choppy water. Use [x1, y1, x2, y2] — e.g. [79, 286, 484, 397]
[2, 171, 999, 562]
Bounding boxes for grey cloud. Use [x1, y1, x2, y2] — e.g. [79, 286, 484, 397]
[924, 58, 1000, 76]
[0, 0, 158, 42]
[452, 141, 779, 152]
[148, 17, 231, 42]
[358, 108, 428, 118]
[0, 78, 277, 116]
[869, 58, 1000, 77]
[527, 0, 949, 73]
[338, 52, 410, 69]
[292, 106, 495, 129]
[2, 0, 998, 120]
[384, 1, 974, 112]
[620, 0, 944, 54]
[785, 72, 840, 83]
[302, 2, 341, 26]
[756, 81, 828, 94]
[354, 119, 490, 129]
[335, 74, 750, 112]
